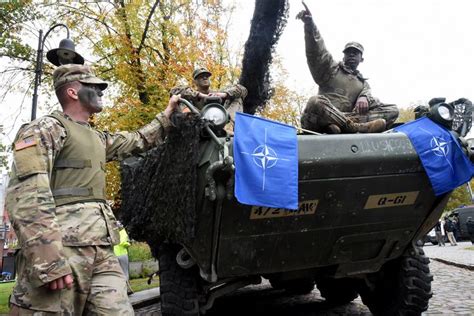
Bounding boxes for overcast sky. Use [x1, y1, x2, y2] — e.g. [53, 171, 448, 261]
[2, 0, 474, 143]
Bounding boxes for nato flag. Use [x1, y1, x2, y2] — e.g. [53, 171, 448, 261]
[394, 117, 474, 196]
[234, 113, 298, 210]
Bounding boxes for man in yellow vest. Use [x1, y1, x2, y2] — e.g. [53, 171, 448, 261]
[6, 64, 180, 315]
[114, 221, 132, 293]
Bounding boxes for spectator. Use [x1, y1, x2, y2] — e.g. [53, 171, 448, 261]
[444, 217, 458, 246]
[434, 221, 445, 246]
[114, 221, 133, 294]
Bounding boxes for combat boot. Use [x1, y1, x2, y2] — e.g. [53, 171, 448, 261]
[326, 124, 341, 134]
[346, 119, 386, 133]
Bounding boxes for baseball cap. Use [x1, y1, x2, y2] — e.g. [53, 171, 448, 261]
[343, 42, 364, 54]
[53, 64, 108, 90]
[192, 67, 212, 79]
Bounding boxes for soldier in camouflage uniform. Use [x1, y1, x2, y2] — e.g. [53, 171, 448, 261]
[297, 5, 399, 134]
[6, 64, 180, 315]
[170, 67, 247, 134]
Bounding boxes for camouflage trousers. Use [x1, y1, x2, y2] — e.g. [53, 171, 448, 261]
[10, 246, 133, 315]
[301, 95, 399, 133]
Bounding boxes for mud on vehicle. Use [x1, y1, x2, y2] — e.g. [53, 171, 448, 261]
[120, 97, 473, 315]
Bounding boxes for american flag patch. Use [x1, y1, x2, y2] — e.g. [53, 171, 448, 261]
[15, 136, 37, 151]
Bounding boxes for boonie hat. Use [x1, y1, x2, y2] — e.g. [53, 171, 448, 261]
[343, 42, 364, 54]
[53, 64, 108, 90]
[192, 67, 212, 79]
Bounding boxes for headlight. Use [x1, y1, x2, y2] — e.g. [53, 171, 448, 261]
[438, 105, 453, 120]
[429, 102, 454, 128]
[201, 103, 229, 129]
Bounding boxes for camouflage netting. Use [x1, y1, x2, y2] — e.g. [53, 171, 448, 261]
[240, 0, 289, 114]
[120, 113, 204, 247]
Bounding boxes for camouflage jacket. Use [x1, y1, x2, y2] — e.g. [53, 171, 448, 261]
[170, 84, 247, 111]
[6, 110, 171, 287]
[304, 19, 376, 112]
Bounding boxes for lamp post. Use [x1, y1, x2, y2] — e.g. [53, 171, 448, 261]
[31, 24, 85, 121]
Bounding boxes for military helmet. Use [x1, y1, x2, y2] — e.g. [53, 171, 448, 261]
[53, 64, 108, 90]
[343, 42, 364, 54]
[192, 67, 212, 80]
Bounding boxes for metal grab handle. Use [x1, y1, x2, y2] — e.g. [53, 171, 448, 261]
[178, 98, 201, 115]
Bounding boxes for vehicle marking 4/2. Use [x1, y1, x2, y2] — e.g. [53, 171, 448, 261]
[250, 200, 319, 219]
[364, 191, 419, 209]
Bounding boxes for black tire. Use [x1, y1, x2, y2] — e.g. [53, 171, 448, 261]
[159, 244, 200, 316]
[358, 246, 433, 316]
[316, 278, 358, 305]
[270, 278, 315, 295]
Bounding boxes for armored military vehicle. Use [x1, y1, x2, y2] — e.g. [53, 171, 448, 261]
[120, 97, 473, 315]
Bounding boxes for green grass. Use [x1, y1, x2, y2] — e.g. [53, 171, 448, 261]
[0, 277, 159, 313]
[130, 276, 160, 292]
[0, 282, 15, 314]
[465, 246, 474, 251]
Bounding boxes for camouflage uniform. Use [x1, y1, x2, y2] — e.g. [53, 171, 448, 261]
[6, 65, 172, 315]
[300, 19, 399, 133]
[171, 68, 247, 134]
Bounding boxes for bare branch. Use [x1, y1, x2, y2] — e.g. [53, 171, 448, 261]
[143, 43, 165, 62]
[55, 3, 119, 35]
[137, 0, 160, 54]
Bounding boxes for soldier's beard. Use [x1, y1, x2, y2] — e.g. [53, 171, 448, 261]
[78, 87, 103, 113]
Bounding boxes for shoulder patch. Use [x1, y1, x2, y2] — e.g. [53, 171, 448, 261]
[15, 136, 37, 151]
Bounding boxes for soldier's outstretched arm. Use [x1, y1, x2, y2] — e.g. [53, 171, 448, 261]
[296, 1, 336, 85]
[103, 95, 181, 161]
[170, 86, 200, 101]
[221, 84, 248, 100]
[6, 119, 73, 288]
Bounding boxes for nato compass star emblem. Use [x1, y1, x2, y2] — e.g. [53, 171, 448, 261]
[419, 127, 454, 172]
[430, 136, 449, 157]
[252, 145, 278, 169]
[241, 128, 289, 191]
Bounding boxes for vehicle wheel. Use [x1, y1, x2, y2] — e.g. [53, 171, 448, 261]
[316, 277, 358, 304]
[358, 246, 433, 316]
[270, 278, 315, 295]
[159, 244, 200, 316]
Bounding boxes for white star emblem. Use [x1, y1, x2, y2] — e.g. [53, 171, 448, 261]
[241, 128, 289, 191]
[419, 127, 454, 173]
[430, 136, 449, 157]
[252, 145, 279, 169]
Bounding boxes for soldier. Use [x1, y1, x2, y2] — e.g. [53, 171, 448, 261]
[6, 64, 180, 315]
[170, 67, 247, 134]
[296, 3, 399, 134]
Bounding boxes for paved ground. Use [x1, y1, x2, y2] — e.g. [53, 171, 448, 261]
[135, 242, 474, 315]
[423, 241, 474, 315]
[423, 241, 473, 268]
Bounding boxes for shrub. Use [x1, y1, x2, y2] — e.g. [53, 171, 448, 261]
[128, 242, 153, 262]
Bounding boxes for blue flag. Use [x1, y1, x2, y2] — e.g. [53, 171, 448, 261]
[234, 113, 298, 210]
[394, 117, 474, 196]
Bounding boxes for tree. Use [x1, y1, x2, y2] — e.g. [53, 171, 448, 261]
[1, 0, 240, 201]
[258, 56, 307, 127]
[444, 185, 472, 214]
[396, 105, 416, 123]
[0, 143, 8, 171]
